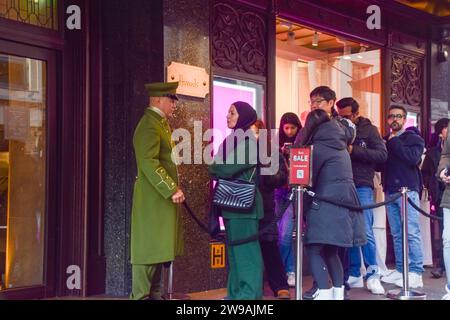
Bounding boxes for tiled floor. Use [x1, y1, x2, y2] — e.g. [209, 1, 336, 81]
[46, 268, 447, 300]
[186, 268, 447, 300]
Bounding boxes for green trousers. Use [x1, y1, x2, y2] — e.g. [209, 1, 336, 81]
[225, 218, 263, 300]
[130, 263, 163, 300]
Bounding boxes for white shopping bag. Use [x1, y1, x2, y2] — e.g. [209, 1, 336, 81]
[419, 189, 433, 266]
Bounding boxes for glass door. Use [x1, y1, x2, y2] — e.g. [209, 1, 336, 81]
[0, 39, 56, 297]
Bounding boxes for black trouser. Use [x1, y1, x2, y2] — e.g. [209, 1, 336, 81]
[307, 244, 344, 289]
[338, 247, 349, 285]
[435, 206, 445, 269]
[260, 240, 290, 294]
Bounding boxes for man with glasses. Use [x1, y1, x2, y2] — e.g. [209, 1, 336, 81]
[380, 105, 425, 288]
[308, 86, 339, 115]
[298, 86, 356, 145]
[336, 97, 387, 295]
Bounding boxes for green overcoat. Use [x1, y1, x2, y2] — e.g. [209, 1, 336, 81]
[131, 108, 183, 265]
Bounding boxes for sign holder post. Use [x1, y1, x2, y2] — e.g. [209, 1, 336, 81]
[289, 146, 313, 300]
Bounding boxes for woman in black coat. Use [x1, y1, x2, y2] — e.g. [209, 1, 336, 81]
[298, 109, 366, 300]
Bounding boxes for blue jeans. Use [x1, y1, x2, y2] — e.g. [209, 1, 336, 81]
[386, 191, 424, 274]
[275, 188, 295, 273]
[443, 208, 450, 286]
[349, 187, 380, 280]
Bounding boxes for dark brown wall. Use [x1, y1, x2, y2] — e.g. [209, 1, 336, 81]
[163, 0, 228, 294]
[102, 0, 164, 296]
[59, 0, 89, 297]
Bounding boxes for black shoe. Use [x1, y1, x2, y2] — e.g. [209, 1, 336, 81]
[303, 284, 319, 300]
[344, 288, 350, 300]
[431, 268, 444, 279]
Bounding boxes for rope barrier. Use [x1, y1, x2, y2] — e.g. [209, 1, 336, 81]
[303, 190, 402, 211]
[407, 198, 443, 221]
[227, 191, 294, 246]
[182, 190, 295, 246]
[182, 202, 211, 235]
[183, 187, 442, 246]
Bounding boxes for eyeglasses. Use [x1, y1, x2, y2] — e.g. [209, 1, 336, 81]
[309, 98, 326, 105]
[387, 114, 405, 120]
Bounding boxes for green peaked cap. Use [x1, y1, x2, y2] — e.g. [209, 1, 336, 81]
[145, 81, 179, 100]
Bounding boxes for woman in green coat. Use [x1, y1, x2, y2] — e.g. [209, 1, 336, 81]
[209, 101, 264, 300]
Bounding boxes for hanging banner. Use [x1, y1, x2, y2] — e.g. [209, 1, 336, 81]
[289, 146, 313, 187]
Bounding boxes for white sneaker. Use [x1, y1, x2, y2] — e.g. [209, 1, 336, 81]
[286, 272, 295, 287]
[380, 268, 396, 277]
[312, 288, 333, 300]
[394, 272, 423, 288]
[381, 270, 402, 284]
[348, 275, 364, 288]
[442, 285, 450, 300]
[366, 278, 385, 295]
[332, 286, 345, 300]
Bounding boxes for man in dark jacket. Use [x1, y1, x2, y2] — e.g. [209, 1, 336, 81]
[380, 105, 425, 288]
[336, 97, 387, 295]
[422, 118, 449, 278]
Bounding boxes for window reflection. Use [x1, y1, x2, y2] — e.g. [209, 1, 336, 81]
[0, 53, 46, 290]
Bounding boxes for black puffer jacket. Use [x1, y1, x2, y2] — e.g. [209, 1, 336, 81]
[259, 150, 289, 242]
[305, 120, 367, 247]
[350, 117, 387, 189]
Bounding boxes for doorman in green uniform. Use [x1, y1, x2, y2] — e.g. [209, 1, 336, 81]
[130, 81, 185, 300]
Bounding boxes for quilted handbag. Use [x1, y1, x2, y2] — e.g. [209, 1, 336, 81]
[212, 168, 256, 210]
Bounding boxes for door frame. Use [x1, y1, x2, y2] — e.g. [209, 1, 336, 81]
[0, 39, 58, 299]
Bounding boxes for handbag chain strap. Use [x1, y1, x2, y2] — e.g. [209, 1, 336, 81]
[248, 167, 256, 182]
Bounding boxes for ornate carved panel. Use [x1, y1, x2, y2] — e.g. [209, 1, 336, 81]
[212, 2, 267, 76]
[388, 31, 426, 55]
[391, 52, 423, 107]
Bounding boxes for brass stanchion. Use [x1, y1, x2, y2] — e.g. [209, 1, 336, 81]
[387, 187, 426, 300]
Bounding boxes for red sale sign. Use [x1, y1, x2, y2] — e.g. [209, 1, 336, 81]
[289, 146, 313, 186]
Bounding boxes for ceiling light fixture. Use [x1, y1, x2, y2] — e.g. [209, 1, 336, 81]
[357, 45, 367, 59]
[343, 45, 351, 60]
[312, 32, 319, 47]
[287, 29, 296, 46]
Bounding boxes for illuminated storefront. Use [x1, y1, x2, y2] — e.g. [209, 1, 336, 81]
[0, 0, 448, 299]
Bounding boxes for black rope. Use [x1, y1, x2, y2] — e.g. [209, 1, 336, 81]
[182, 202, 211, 235]
[182, 192, 294, 246]
[304, 191, 402, 211]
[407, 198, 443, 221]
[183, 189, 407, 246]
[228, 194, 293, 246]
